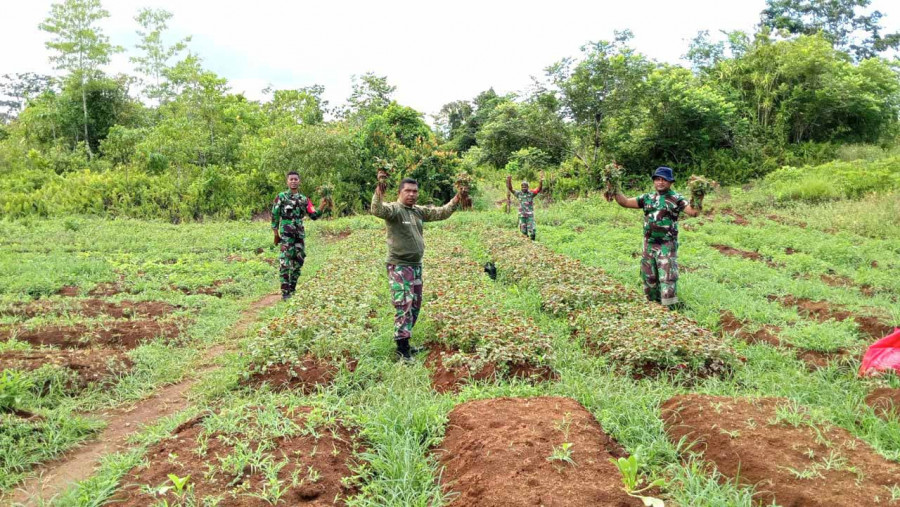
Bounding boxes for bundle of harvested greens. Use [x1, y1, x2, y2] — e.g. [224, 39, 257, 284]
[600, 162, 624, 202]
[317, 183, 334, 210]
[455, 171, 473, 210]
[686, 175, 717, 210]
[375, 157, 394, 193]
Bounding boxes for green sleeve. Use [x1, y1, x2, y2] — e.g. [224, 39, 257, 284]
[271, 194, 282, 230]
[370, 192, 399, 220]
[420, 200, 457, 222]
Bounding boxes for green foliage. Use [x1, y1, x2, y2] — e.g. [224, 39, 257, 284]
[0, 370, 32, 412]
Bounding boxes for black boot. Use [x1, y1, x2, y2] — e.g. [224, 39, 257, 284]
[396, 338, 413, 362]
[529, 232, 536, 241]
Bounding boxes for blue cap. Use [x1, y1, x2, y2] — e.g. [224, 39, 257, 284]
[652, 167, 675, 182]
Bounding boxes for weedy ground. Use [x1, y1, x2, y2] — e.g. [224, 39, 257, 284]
[0, 184, 898, 506]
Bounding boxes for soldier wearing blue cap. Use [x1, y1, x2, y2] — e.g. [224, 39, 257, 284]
[613, 167, 699, 309]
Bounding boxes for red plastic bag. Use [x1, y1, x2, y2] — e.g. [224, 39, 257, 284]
[859, 328, 900, 376]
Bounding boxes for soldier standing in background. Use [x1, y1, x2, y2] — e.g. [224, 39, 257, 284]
[613, 167, 699, 309]
[370, 176, 460, 361]
[271, 171, 330, 300]
[506, 171, 544, 240]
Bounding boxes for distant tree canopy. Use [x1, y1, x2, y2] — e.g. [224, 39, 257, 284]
[1, 0, 899, 219]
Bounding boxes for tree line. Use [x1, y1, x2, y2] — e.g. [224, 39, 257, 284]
[1, 0, 898, 220]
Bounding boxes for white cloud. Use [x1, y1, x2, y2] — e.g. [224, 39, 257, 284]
[3, 0, 898, 117]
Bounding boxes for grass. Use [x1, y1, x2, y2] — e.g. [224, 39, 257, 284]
[1, 177, 898, 506]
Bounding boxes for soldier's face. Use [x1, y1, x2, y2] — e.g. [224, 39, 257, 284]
[287, 175, 300, 190]
[653, 177, 672, 192]
[398, 183, 419, 206]
[521, 183, 529, 192]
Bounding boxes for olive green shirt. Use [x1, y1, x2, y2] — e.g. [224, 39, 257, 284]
[370, 192, 457, 266]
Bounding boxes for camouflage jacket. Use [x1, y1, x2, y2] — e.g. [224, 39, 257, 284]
[271, 191, 324, 237]
[637, 190, 688, 243]
[514, 190, 539, 217]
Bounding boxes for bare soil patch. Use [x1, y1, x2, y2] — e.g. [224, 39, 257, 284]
[173, 278, 232, 297]
[785, 247, 796, 255]
[435, 397, 639, 506]
[225, 254, 247, 263]
[8, 293, 282, 505]
[865, 388, 900, 420]
[425, 345, 557, 394]
[243, 355, 356, 393]
[1, 320, 181, 350]
[770, 295, 894, 340]
[110, 409, 359, 506]
[721, 209, 749, 226]
[795, 349, 854, 370]
[662, 394, 900, 507]
[767, 214, 808, 228]
[718, 311, 782, 347]
[1, 299, 177, 319]
[711, 244, 779, 268]
[56, 286, 80, 297]
[321, 229, 352, 243]
[0, 349, 132, 390]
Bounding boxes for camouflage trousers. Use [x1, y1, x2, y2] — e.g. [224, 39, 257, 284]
[641, 238, 679, 306]
[386, 264, 423, 341]
[279, 235, 306, 296]
[518, 215, 536, 237]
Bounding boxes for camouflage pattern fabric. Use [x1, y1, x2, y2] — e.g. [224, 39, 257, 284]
[518, 215, 536, 237]
[641, 238, 679, 306]
[387, 263, 423, 341]
[514, 190, 538, 237]
[279, 236, 305, 295]
[636, 190, 688, 243]
[272, 191, 322, 296]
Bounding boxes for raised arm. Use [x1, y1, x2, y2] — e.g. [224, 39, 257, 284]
[370, 186, 398, 220]
[506, 175, 514, 194]
[614, 191, 640, 209]
[306, 198, 330, 221]
[534, 171, 544, 194]
[421, 194, 460, 222]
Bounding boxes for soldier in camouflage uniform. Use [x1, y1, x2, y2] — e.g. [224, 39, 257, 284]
[506, 172, 544, 240]
[371, 177, 460, 361]
[271, 171, 329, 300]
[614, 167, 699, 309]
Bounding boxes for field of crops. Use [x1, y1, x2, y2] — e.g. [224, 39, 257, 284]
[1, 187, 899, 506]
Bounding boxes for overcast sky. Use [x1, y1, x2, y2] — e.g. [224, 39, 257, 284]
[3, 0, 899, 118]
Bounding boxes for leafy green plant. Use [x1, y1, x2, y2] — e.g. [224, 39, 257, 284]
[547, 442, 576, 466]
[609, 455, 666, 506]
[0, 370, 32, 412]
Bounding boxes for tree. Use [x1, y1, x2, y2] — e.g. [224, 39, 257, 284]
[0, 73, 54, 123]
[263, 85, 327, 126]
[760, 0, 900, 60]
[343, 72, 395, 123]
[547, 30, 653, 175]
[130, 8, 191, 105]
[40, 0, 121, 158]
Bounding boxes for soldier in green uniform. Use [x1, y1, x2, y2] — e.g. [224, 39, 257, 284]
[506, 171, 544, 240]
[271, 171, 330, 300]
[370, 177, 460, 361]
[614, 167, 699, 309]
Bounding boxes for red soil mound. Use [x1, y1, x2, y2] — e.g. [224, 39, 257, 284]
[719, 311, 782, 347]
[711, 244, 779, 267]
[435, 397, 640, 506]
[1, 299, 177, 319]
[865, 388, 900, 420]
[0, 348, 132, 390]
[244, 355, 355, 393]
[1, 320, 181, 349]
[111, 408, 360, 506]
[662, 394, 900, 506]
[772, 295, 893, 340]
[425, 345, 557, 394]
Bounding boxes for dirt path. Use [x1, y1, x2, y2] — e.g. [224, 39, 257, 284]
[7, 293, 281, 506]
